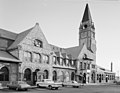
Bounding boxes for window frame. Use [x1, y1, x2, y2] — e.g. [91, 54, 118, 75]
[34, 39, 43, 48]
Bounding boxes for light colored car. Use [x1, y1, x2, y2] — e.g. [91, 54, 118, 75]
[7, 81, 31, 91]
[62, 81, 82, 88]
[36, 79, 62, 90]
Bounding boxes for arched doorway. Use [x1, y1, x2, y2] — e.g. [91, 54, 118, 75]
[91, 71, 96, 83]
[33, 69, 40, 85]
[43, 70, 49, 79]
[83, 73, 86, 84]
[0, 67, 9, 81]
[24, 68, 32, 81]
[53, 70, 57, 82]
[99, 74, 101, 83]
[71, 72, 75, 81]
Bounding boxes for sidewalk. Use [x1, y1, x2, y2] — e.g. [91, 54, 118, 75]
[85, 83, 115, 86]
[0, 85, 37, 90]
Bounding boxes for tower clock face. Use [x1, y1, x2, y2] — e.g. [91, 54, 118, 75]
[81, 32, 87, 38]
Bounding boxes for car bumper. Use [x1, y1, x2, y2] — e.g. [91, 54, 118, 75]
[51, 85, 61, 88]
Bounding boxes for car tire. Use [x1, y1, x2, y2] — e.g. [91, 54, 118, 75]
[48, 85, 52, 90]
[24, 89, 28, 91]
[55, 87, 58, 90]
[9, 87, 11, 90]
[37, 84, 40, 88]
[16, 87, 19, 91]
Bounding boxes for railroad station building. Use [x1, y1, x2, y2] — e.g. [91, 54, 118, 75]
[0, 4, 115, 86]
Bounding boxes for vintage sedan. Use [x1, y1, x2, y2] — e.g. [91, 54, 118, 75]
[62, 81, 82, 88]
[36, 79, 62, 90]
[7, 81, 31, 91]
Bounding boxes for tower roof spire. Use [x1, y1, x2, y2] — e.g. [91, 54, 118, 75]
[82, 4, 92, 23]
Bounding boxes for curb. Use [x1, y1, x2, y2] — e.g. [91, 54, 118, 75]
[85, 83, 115, 86]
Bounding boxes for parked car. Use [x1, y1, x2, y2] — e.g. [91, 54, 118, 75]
[36, 79, 62, 90]
[62, 81, 82, 88]
[115, 80, 120, 85]
[7, 81, 31, 91]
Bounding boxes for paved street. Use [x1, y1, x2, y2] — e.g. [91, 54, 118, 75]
[1, 85, 120, 93]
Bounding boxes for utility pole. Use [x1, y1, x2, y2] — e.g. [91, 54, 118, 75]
[111, 62, 113, 72]
[117, 70, 119, 80]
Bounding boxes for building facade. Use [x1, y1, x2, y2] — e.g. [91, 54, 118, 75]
[96, 65, 115, 83]
[0, 4, 115, 86]
[0, 30, 21, 86]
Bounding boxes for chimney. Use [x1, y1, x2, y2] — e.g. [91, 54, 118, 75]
[111, 62, 113, 72]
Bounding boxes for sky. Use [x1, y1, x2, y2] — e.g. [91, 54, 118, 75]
[0, 0, 120, 75]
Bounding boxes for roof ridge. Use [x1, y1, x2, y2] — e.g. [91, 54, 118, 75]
[8, 27, 34, 50]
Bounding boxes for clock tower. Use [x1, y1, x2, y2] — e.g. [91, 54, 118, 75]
[79, 4, 96, 53]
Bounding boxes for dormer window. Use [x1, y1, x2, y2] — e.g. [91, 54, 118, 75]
[34, 39, 43, 48]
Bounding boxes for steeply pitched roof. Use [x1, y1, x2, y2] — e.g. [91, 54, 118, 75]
[49, 44, 66, 53]
[0, 50, 21, 63]
[0, 28, 17, 40]
[8, 27, 33, 49]
[65, 45, 83, 59]
[82, 4, 92, 22]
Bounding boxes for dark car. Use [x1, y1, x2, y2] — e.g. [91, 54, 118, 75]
[7, 81, 31, 91]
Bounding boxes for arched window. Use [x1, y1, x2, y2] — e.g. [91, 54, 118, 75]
[53, 70, 57, 82]
[66, 59, 69, 66]
[0, 67, 9, 81]
[43, 55, 49, 64]
[24, 51, 32, 62]
[33, 53, 41, 63]
[60, 58, 63, 66]
[71, 72, 75, 81]
[24, 68, 32, 81]
[43, 70, 49, 79]
[53, 56, 56, 65]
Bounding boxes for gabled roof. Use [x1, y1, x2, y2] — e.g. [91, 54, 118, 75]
[8, 27, 33, 49]
[0, 28, 17, 40]
[49, 44, 66, 52]
[82, 4, 92, 23]
[65, 45, 83, 59]
[0, 50, 21, 63]
[96, 65, 115, 74]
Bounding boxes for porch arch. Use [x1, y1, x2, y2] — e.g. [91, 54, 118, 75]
[0, 66, 9, 81]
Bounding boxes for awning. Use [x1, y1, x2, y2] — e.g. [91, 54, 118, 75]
[0, 50, 21, 63]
